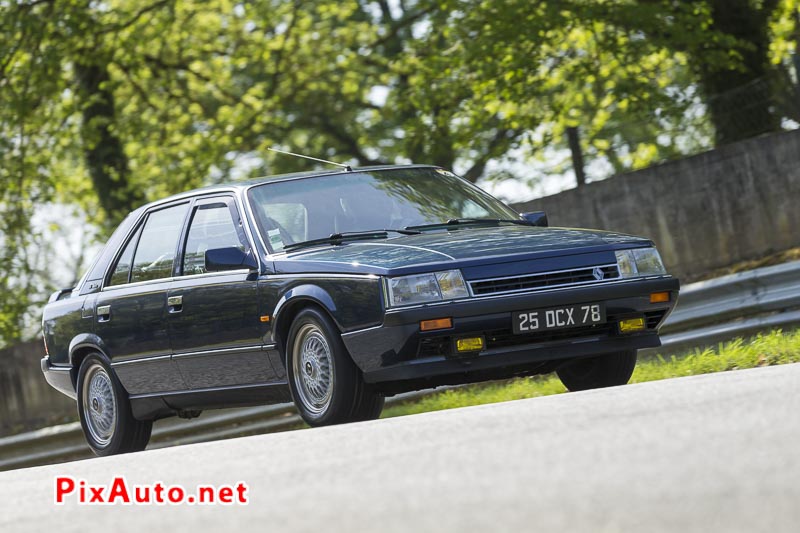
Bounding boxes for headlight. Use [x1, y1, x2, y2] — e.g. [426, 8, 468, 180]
[615, 247, 666, 278]
[386, 269, 469, 307]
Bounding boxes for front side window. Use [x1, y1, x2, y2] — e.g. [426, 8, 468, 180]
[131, 203, 189, 283]
[182, 202, 243, 275]
[247, 167, 518, 251]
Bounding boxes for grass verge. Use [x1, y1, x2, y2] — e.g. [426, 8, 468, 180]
[381, 328, 800, 419]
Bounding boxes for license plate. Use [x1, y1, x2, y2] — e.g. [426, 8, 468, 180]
[513, 303, 606, 334]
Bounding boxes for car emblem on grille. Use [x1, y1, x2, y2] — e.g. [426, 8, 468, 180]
[592, 267, 605, 280]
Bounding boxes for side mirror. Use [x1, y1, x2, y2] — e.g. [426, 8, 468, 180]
[520, 211, 548, 227]
[205, 247, 259, 272]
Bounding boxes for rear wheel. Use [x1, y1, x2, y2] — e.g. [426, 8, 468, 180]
[556, 350, 637, 392]
[287, 308, 384, 426]
[77, 354, 152, 456]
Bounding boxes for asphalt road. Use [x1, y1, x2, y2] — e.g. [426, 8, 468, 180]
[1, 363, 799, 532]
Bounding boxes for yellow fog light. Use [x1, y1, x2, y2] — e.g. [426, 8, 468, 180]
[619, 317, 646, 334]
[455, 337, 485, 352]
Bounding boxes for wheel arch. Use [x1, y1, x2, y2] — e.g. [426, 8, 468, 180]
[271, 288, 343, 368]
[68, 334, 111, 388]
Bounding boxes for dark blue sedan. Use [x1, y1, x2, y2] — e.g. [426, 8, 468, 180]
[41, 165, 679, 456]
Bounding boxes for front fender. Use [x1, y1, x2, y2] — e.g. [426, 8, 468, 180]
[270, 285, 339, 344]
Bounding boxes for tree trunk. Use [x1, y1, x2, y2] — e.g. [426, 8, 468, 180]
[695, 0, 782, 145]
[75, 61, 143, 226]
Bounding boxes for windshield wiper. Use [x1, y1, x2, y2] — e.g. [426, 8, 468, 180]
[406, 218, 533, 231]
[282, 229, 421, 252]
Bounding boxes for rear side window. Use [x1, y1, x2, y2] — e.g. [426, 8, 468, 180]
[131, 203, 189, 283]
[107, 225, 142, 286]
[182, 202, 243, 275]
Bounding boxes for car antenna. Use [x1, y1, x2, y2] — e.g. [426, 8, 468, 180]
[268, 147, 352, 172]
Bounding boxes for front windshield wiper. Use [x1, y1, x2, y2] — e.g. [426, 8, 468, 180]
[282, 229, 421, 253]
[406, 218, 534, 231]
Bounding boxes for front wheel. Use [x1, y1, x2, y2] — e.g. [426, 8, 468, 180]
[77, 354, 152, 456]
[287, 308, 384, 426]
[556, 350, 637, 392]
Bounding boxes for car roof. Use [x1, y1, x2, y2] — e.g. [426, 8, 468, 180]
[138, 164, 439, 212]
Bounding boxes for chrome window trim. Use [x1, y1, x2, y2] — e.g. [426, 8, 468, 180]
[174, 269, 253, 282]
[100, 199, 190, 291]
[100, 269, 253, 293]
[99, 190, 262, 293]
[179, 193, 261, 276]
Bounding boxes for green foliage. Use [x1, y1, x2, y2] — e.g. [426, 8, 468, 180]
[382, 329, 800, 418]
[0, 0, 799, 345]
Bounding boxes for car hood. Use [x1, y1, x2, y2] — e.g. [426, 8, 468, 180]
[272, 225, 652, 276]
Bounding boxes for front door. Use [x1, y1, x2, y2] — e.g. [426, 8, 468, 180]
[168, 196, 276, 389]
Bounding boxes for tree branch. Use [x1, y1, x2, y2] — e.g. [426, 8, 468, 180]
[98, 0, 170, 34]
[463, 127, 522, 183]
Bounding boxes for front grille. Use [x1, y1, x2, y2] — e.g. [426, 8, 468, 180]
[469, 264, 620, 297]
[419, 337, 452, 358]
[645, 309, 668, 329]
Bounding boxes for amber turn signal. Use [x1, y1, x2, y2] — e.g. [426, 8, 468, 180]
[260, 315, 270, 322]
[649, 291, 670, 303]
[420, 317, 452, 332]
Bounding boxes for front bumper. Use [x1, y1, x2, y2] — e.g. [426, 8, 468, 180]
[342, 276, 679, 386]
[41, 357, 76, 399]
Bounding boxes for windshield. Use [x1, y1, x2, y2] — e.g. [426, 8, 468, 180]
[247, 167, 519, 252]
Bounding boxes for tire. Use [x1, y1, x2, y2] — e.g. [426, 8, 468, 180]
[76, 354, 152, 456]
[286, 307, 384, 426]
[556, 350, 638, 392]
[351, 385, 386, 422]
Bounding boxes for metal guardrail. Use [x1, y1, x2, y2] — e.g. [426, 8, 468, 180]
[656, 260, 800, 351]
[0, 391, 432, 472]
[2, 261, 799, 472]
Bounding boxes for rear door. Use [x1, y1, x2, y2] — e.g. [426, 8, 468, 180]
[168, 196, 276, 389]
[96, 202, 190, 395]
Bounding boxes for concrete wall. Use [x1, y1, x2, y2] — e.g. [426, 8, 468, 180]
[0, 340, 76, 436]
[513, 129, 800, 280]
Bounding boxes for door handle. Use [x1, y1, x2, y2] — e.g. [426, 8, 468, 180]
[167, 295, 183, 314]
[97, 305, 111, 322]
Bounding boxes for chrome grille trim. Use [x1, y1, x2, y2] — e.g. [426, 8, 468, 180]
[468, 264, 621, 297]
